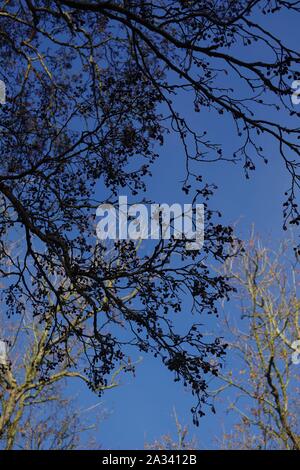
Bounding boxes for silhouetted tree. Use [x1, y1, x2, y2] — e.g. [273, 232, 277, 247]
[145, 236, 300, 449]
[1, 1, 299, 423]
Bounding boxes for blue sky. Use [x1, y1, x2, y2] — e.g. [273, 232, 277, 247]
[85, 131, 289, 450]
[73, 91, 293, 451]
[49, 6, 300, 450]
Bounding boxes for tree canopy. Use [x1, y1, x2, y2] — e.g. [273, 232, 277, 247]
[1, 0, 300, 424]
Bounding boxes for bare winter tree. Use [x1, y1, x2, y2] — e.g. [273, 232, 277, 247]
[1, 378, 104, 450]
[0, 290, 122, 449]
[213, 236, 300, 449]
[145, 409, 198, 451]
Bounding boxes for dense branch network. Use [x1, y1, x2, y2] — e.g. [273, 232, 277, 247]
[0, 1, 299, 422]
